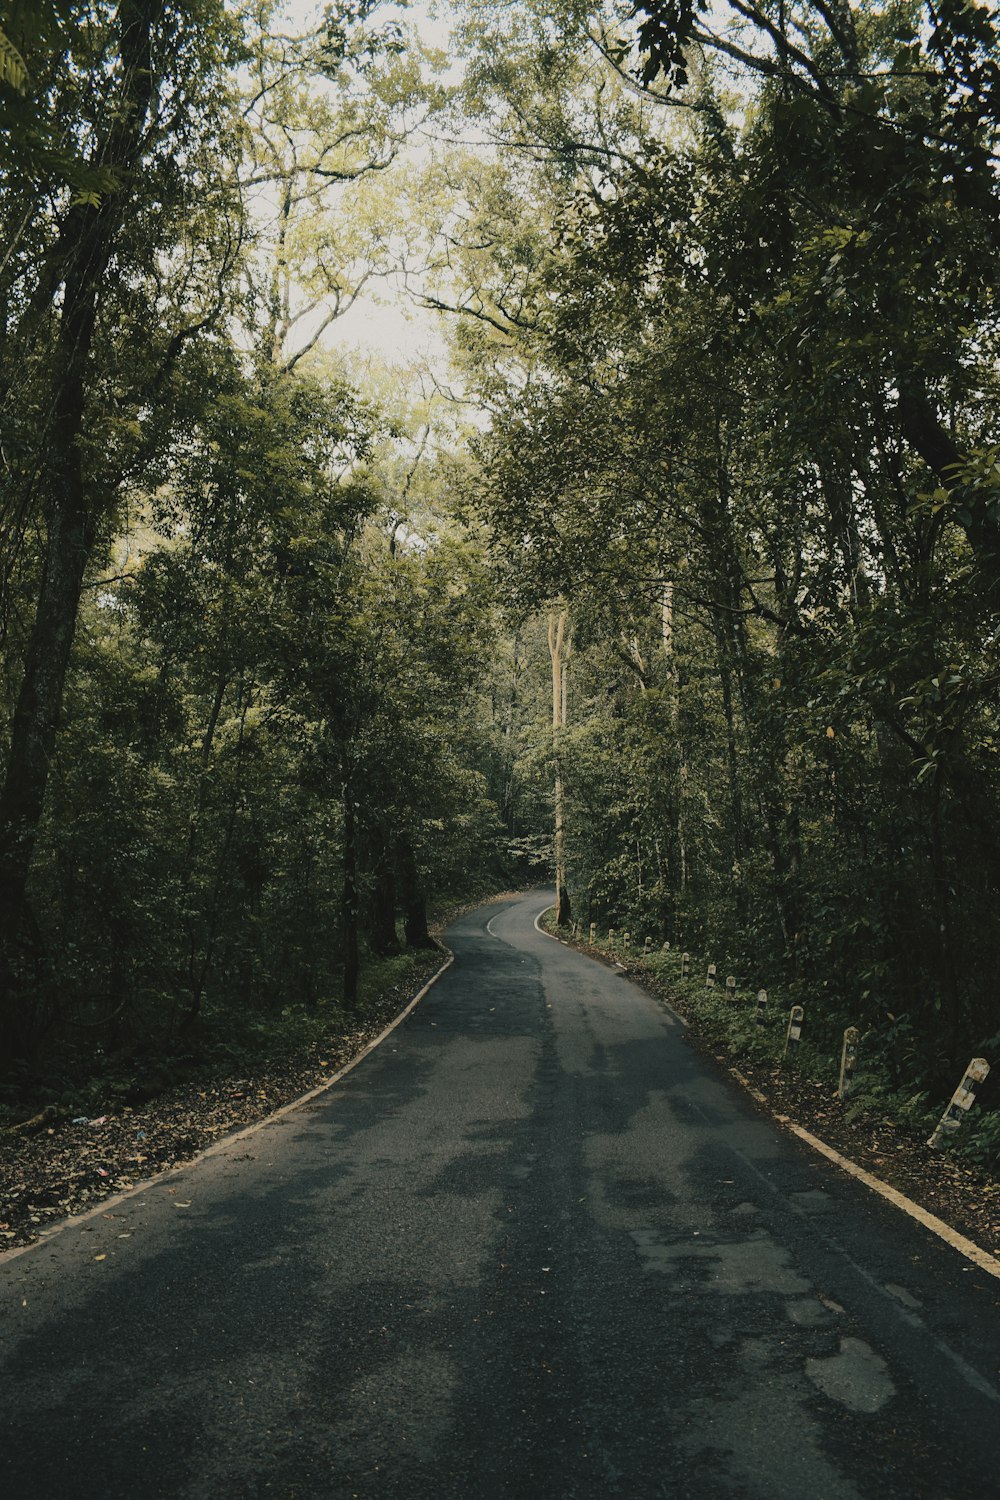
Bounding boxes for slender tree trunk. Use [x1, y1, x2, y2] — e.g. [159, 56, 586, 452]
[179, 687, 250, 1030]
[549, 609, 572, 925]
[929, 775, 962, 1067]
[268, 176, 294, 365]
[504, 628, 519, 834]
[342, 791, 360, 1007]
[662, 581, 688, 895]
[396, 834, 436, 950]
[0, 0, 165, 1056]
[711, 612, 747, 923]
[367, 826, 400, 955]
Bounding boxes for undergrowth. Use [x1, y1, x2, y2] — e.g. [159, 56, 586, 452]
[0, 946, 443, 1128]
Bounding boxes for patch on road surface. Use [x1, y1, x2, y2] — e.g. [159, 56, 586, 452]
[805, 1336, 895, 1413]
[629, 1225, 811, 1295]
[677, 1378, 866, 1500]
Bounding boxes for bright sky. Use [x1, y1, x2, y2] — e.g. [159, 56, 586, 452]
[330, 288, 449, 368]
[282, 0, 458, 370]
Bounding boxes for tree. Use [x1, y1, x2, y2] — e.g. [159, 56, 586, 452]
[242, 0, 442, 370]
[447, 0, 1000, 1074]
[548, 608, 572, 924]
[0, 0, 245, 1056]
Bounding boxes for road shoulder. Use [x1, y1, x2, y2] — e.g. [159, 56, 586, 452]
[536, 907, 1000, 1278]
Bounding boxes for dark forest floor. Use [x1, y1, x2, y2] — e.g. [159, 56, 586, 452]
[0, 949, 446, 1253]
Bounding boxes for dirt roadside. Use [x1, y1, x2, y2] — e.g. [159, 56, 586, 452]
[0, 950, 447, 1253]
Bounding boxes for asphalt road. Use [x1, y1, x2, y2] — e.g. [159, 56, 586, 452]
[3, 890, 1000, 1499]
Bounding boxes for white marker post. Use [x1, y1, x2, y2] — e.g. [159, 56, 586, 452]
[661, 941, 671, 953]
[706, 962, 717, 988]
[608, 928, 616, 946]
[681, 952, 691, 979]
[838, 1027, 859, 1098]
[725, 975, 737, 1003]
[783, 1005, 804, 1061]
[589, 922, 597, 944]
[927, 1058, 991, 1149]
[643, 936, 652, 957]
[623, 932, 631, 950]
[755, 990, 768, 1026]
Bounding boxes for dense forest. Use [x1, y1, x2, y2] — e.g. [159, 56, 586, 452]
[2, 0, 999, 1127]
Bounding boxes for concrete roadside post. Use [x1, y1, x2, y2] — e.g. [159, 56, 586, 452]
[706, 962, 717, 988]
[838, 1027, 859, 1098]
[608, 928, 616, 947]
[661, 941, 670, 953]
[725, 975, 737, 1003]
[783, 1005, 804, 1061]
[681, 952, 690, 979]
[927, 1058, 991, 1148]
[589, 922, 597, 944]
[643, 936, 652, 957]
[755, 989, 768, 1026]
[623, 932, 631, 951]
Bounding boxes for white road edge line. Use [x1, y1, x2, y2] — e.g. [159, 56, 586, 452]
[730, 1067, 1000, 1282]
[532, 903, 572, 946]
[0, 950, 456, 1266]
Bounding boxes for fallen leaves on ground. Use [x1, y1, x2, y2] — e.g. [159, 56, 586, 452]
[729, 1057, 1000, 1259]
[0, 957, 441, 1252]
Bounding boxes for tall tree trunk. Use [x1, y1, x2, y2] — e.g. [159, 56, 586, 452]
[712, 611, 748, 924]
[929, 774, 962, 1068]
[178, 686, 251, 1031]
[0, 0, 165, 1057]
[396, 834, 436, 950]
[342, 791, 360, 1007]
[0, 256, 99, 1051]
[548, 609, 572, 926]
[662, 581, 688, 896]
[503, 628, 519, 834]
[366, 826, 400, 956]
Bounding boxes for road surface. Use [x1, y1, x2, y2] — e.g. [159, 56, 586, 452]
[3, 890, 1000, 1498]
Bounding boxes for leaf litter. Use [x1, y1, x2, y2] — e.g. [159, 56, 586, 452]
[1, 956, 442, 1251]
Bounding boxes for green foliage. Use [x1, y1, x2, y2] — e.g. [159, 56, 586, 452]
[957, 1108, 1000, 1172]
[0, 2, 514, 1092]
[0, 26, 27, 93]
[461, 0, 1000, 1100]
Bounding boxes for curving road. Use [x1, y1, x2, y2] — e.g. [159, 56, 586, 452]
[3, 890, 1000, 1498]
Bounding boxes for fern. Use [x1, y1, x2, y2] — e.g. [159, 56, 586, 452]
[0, 28, 28, 93]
